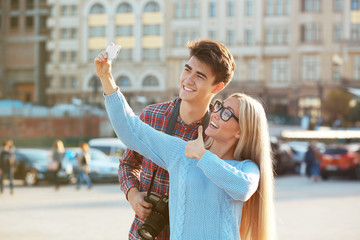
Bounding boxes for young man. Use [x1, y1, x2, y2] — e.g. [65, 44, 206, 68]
[95, 40, 235, 240]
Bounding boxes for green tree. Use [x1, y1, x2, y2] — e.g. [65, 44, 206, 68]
[322, 89, 352, 124]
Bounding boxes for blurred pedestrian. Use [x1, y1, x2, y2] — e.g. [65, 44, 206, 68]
[0, 140, 16, 194]
[76, 142, 92, 190]
[305, 141, 321, 182]
[51, 139, 65, 191]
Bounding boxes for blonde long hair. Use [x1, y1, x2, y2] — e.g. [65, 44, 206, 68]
[230, 93, 276, 240]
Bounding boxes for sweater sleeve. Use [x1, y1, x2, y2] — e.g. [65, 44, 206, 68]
[197, 151, 260, 201]
[104, 88, 185, 170]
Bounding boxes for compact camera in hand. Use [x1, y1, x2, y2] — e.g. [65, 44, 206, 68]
[138, 169, 169, 240]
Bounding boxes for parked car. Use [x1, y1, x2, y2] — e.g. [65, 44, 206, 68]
[287, 141, 326, 174]
[14, 148, 73, 186]
[88, 138, 126, 162]
[65, 148, 119, 183]
[271, 139, 296, 175]
[320, 143, 360, 180]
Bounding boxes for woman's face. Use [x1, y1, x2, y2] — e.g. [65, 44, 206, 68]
[205, 97, 241, 142]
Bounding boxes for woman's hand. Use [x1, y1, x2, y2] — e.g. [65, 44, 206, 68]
[185, 126, 206, 160]
[94, 44, 117, 95]
[94, 50, 112, 78]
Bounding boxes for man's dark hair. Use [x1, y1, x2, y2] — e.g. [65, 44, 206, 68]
[188, 40, 235, 86]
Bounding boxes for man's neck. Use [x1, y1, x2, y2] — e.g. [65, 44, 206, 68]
[179, 99, 210, 125]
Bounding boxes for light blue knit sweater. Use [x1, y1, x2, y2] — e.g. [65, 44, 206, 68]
[105, 89, 260, 240]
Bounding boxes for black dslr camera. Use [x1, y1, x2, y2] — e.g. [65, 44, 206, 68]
[138, 169, 169, 240]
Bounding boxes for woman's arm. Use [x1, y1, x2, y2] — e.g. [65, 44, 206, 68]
[197, 151, 260, 201]
[104, 89, 185, 170]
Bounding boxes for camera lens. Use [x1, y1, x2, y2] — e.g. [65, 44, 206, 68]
[138, 229, 154, 240]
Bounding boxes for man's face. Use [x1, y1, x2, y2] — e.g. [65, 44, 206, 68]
[179, 56, 218, 104]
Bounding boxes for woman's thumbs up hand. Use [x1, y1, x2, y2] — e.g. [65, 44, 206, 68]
[185, 126, 206, 160]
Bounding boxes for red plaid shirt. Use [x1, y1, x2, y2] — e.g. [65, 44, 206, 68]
[119, 97, 209, 240]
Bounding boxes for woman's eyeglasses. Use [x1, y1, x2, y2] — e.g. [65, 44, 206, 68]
[212, 100, 239, 123]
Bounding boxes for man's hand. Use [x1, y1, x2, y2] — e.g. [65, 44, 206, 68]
[127, 188, 153, 220]
[185, 126, 206, 160]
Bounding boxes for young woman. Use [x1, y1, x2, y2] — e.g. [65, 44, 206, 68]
[95, 57, 275, 240]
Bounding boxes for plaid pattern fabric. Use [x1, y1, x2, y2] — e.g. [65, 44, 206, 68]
[119, 97, 208, 240]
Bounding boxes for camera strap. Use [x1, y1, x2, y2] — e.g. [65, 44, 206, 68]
[148, 99, 211, 194]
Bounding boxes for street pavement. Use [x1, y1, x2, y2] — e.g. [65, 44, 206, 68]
[0, 175, 359, 240]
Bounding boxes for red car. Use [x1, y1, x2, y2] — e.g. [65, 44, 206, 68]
[320, 144, 360, 180]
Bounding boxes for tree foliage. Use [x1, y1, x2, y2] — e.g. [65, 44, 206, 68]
[322, 89, 352, 121]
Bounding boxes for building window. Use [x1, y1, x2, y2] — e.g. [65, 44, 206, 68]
[175, 2, 182, 18]
[302, 0, 321, 12]
[209, 30, 216, 40]
[61, 76, 67, 88]
[183, 31, 190, 43]
[301, 23, 322, 43]
[302, 55, 321, 81]
[11, 0, 19, 10]
[275, 28, 283, 44]
[276, 0, 283, 15]
[245, 29, 254, 45]
[284, 28, 290, 44]
[245, 0, 254, 16]
[174, 31, 182, 47]
[60, 51, 67, 62]
[226, 30, 235, 46]
[143, 49, 160, 60]
[60, 28, 67, 39]
[70, 28, 77, 38]
[227, 0, 235, 17]
[71, 76, 78, 88]
[26, 0, 35, 9]
[266, 0, 274, 15]
[25, 16, 34, 31]
[89, 50, 101, 60]
[116, 25, 133, 36]
[117, 3, 132, 13]
[352, 0, 360, 10]
[271, 59, 289, 83]
[354, 55, 360, 80]
[89, 26, 106, 37]
[209, 1, 216, 17]
[333, 24, 342, 41]
[70, 5, 77, 15]
[247, 59, 257, 81]
[191, 31, 198, 41]
[266, 28, 273, 45]
[118, 49, 132, 60]
[70, 51, 77, 62]
[144, 2, 160, 12]
[143, 25, 160, 36]
[350, 24, 360, 41]
[10, 17, 19, 30]
[333, 0, 343, 11]
[143, 75, 159, 87]
[90, 4, 105, 14]
[116, 76, 131, 87]
[61, 6, 68, 16]
[193, 1, 199, 18]
[285, 0, 291, 14]
[184, 2, 190, 18]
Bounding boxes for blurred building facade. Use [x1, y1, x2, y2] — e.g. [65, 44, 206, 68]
[0, 0, 49, 105]
[2, 0, 360, 121]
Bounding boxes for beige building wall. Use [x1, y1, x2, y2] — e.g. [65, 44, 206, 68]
[44, 0, 360, 121]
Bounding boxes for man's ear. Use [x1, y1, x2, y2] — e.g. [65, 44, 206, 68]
[212, 82, 225, 94]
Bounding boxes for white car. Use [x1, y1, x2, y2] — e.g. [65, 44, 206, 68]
[88, 138, 127, 163]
